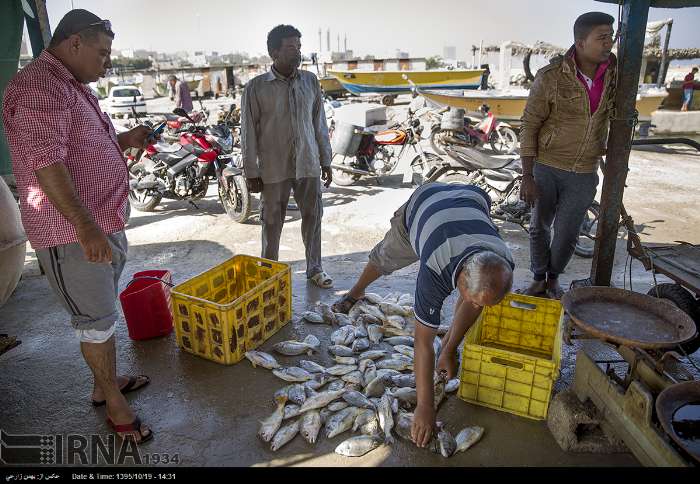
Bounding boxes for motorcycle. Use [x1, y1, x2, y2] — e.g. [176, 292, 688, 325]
[160, 98, 210, 143]
[329, 106, 442, 186]
[128, 108, 251, 223]
[429, 104, 519, 155]
[418, 144, 600, 258]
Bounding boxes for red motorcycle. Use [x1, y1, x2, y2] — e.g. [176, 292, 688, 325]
[429, 104, 519, 155]
[128, 108, 251, 222]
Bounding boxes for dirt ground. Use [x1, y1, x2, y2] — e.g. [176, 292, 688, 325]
[1, 102, 699, 466]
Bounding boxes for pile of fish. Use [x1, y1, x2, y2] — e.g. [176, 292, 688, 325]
[245, 292, 485, 458]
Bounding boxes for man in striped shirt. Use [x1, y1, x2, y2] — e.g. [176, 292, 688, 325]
[333, 183, 514, 447]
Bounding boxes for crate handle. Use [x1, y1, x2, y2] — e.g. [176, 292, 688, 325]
[125, 276, 174, 289]
[258, 261, 273, 269]
[491, 356, 524, 369]
[510, 300, 537, 311]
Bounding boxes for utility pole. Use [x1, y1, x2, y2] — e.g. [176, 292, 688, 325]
[318, 28, 322, 54]
[657, 20, 673, 87]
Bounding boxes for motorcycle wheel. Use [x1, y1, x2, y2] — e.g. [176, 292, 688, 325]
[430, 126, 447, 155]
[331, 154, 362, 186]
[574, 201, 600, 258]
[219, 174, 251, 223]
[489, 127, 519, 155]
[128, 161, 162, 212]
[410, 153, 443, 187]
[645, 284, 700, 355]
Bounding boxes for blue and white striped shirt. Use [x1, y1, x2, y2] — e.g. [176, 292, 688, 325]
[405, 183, 514, 328]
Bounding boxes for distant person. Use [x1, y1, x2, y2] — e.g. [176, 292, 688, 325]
[168, 74, 193, 112]
[682, 67, 698, 112]
[241, 25, 334, 289]
[2, 9, 153, 444]
[519, 12, 616, 299]
[644, 67, 658, 84]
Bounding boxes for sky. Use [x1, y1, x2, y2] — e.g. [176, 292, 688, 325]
[44, 0, 700, 60]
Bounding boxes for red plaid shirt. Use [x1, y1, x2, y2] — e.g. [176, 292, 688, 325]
[2, 51, 129, 249]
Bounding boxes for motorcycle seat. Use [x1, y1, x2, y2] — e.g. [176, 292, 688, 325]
[152, 141, 182, 153]
[445, 145, 516, 171]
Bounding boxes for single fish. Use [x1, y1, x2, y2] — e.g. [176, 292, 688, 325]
[455, 426, 485, 453]
[362, 362, 378, 388]
[327, 380, 346, 392]
[358, 359, 373, 373]
[390, 387, 418, 407]
[379, 301, 411, 317]
[304, 379, 323, 391]
[384, 315, 406, 330]
[283, 404, 301, 420]
[298, 389, 346, 413]
[379, 325, 413, 338]
[359, 349, 389, 361]
[272, 366, 314, 383]
[353, 408, 377, 432]
[341, 370, 363, 385]
[299, 360, 326, 374]
[335, 435, 383, 457]
[391, 353, 414, 364]
[385, 336, 414, 347]
[446, 378, 460, 393]
[300, 410, 322, 444]
[325, 407, 360, 439]
[354, 325, 368, 339]
[394, 411, 414, 441]
[332, 355, 357, 366]
[331, 327, 355, 346]
[377, 394, 395, 444]
[391, 374, 416, 388]
[328, 401, 350, 412]
[258, 394, 287, 442]
[317, 302, 338, 325]
[273, 338, 317, 356]
[273, 385, 292, 403]
[348, 300, 367, 321]
[437, 424, 457, 458]
[357, 313, 381, 326]
[383, 292, 401, 303]
[245, 351, 281, 369]
[270, 419, 300, 451]
[436, 324, 450, 336]
[344, 390, 375, 409]
[302, 311, 326, 324]
[305, 385, 318, 399]
[367, 324, 383, 344]
[364, 375, 387, 398]
[376, 359, 413, 372]
[376, 369, 401, 380]
[363, 293, 384, 305]
[352, 338, 370, 353]
[361, 304, 387, 323]
[324, 364, 358, 376]
[328, 345, 354, 357]
[434, 378, 446, 409]
[288, 384, 307, 405]
[335, 313, 353, 327]
[360, 419, 380, 436]
[393, 345, 414, 359]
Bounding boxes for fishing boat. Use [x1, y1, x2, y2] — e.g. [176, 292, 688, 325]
[418, 86, 668, 124]
[319, 76, 347, 98]
[328, 69, 485, 96]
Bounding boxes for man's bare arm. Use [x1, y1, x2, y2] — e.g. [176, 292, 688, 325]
[35, 164, 112, 263]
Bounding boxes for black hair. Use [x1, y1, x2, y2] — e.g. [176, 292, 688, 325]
[267, 24, 301, 57]
[693, 67, 699, 72]
[574, 12, 615, 41]
[49, 24, 114, 49]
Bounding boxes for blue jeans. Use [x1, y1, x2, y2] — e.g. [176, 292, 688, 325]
[683, 88, 694, 107]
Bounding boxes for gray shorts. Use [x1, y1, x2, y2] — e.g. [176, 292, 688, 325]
[368, 202, 419, 275]
[36, 231, 128, 332]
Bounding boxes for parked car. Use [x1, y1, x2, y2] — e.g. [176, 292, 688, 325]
[106, 85, 146, 118]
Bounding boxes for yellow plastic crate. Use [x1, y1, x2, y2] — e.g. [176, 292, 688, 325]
[170, 255, 291, 365]
[458, 293, 563, 420]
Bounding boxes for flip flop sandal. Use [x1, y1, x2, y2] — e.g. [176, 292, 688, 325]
[107, 416, 153, 445]
[331, 294, 358, 314]
[309, 271, 333, 289]
[92, 375, 151, 407]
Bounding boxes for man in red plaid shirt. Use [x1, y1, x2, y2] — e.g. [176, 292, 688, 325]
[2, 9, 153, 444]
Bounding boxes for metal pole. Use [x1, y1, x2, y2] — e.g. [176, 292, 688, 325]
[657, 20, 673, 87]
[590, 0, 651, 287]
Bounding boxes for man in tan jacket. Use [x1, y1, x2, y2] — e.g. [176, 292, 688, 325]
[519, 12, 616, 298]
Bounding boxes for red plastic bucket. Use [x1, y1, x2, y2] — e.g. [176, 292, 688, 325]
[119, 270, 174, 340]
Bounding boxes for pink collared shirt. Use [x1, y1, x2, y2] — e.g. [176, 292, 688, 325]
[571, 52, 610, 114]
[2, 50, 129, 249]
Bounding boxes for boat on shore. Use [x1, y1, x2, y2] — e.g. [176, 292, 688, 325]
[328, 69, 485, 96]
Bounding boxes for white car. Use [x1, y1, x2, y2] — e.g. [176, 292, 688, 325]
[106, 85, 147, 117]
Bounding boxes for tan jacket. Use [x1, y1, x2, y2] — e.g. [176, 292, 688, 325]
[519, 48, 616, 173]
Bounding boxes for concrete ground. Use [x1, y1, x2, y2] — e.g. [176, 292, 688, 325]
[1, 97, 699, 467]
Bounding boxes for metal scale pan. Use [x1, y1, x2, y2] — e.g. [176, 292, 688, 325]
[656, 381, 700, 463]
[562, 287, 697, 349]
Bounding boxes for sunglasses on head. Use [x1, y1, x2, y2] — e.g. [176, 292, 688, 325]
[86, 19, 113, 33]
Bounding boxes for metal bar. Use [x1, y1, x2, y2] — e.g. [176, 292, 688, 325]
[632, 137, 700, 151]
[657, 20, 673, 87]
[22, 0, 51, 58]
[591, 0, 651, 287]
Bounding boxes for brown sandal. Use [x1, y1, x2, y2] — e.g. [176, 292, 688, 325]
[92, 375, 150, 407]
[107, 416, 153, 444]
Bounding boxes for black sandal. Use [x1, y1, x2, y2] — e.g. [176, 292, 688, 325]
[331, 294, 359, 314]
[92, 375, 150, 407]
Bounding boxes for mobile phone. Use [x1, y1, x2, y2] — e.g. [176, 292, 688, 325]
[147, 122, 167, 142]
